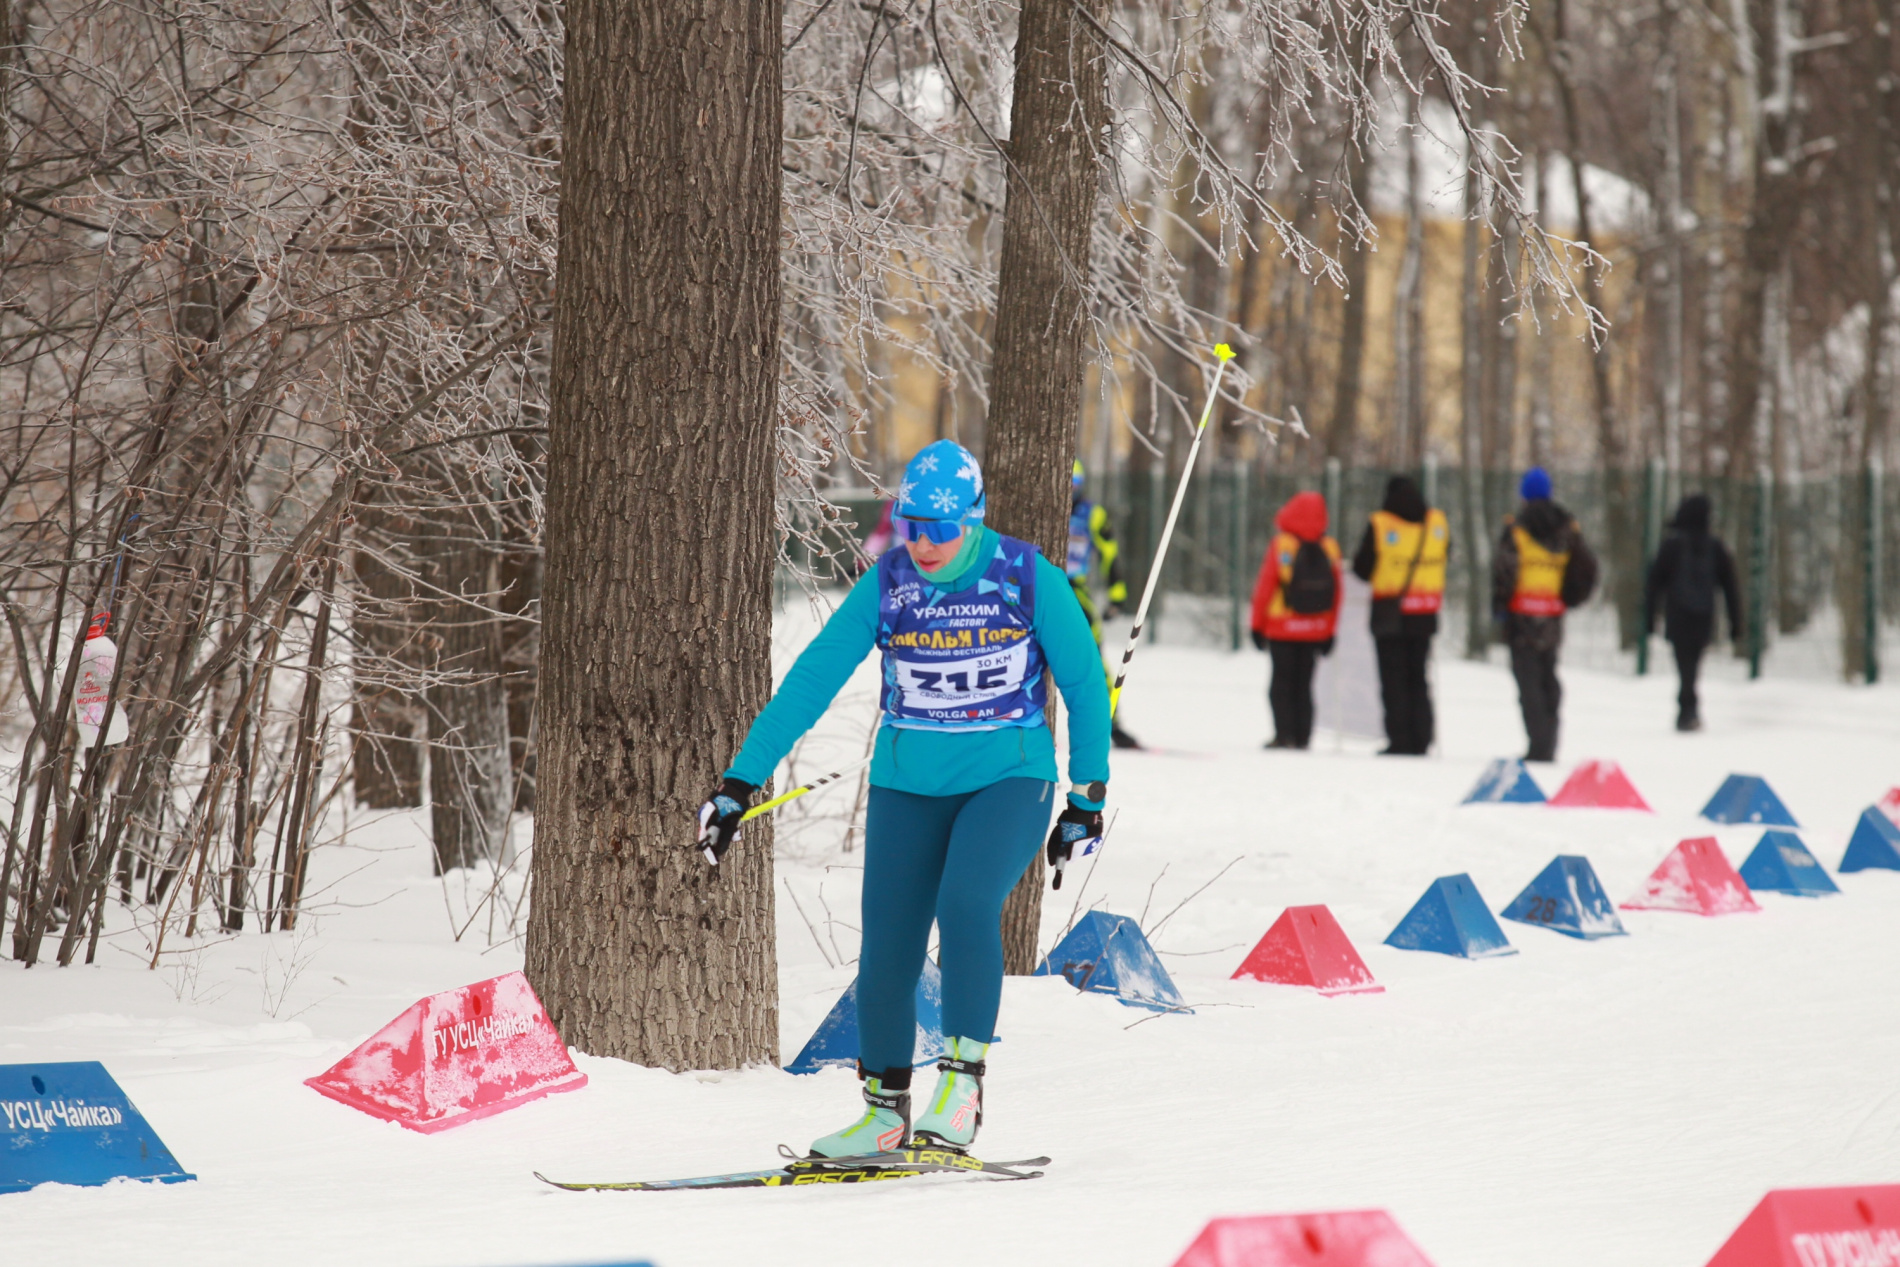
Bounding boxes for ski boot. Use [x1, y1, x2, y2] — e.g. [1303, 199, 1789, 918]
[808, 1071, 910, 1158]
[910, 1036, 986, 1152]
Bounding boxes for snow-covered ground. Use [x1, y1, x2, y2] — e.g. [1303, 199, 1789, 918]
[6, 602, 1899, 1267]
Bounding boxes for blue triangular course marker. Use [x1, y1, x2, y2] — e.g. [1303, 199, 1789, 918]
[1700, 774, 1799, 827]
[1840, 807, 1900, 873]
[785, 960, 944, 1074]
[1462, 758, 1546, 805]
[1033, 910, 1187, 1012]
[1, 1061, 194, 1193]
[1738, 830, 1839, 896]
[1500, 856, 1628, 940]
[1385, 874, 1519, 958]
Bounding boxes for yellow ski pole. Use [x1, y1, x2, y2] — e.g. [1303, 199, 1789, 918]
[736, 755, 874, 825]
[1107, 343, 1235, 720]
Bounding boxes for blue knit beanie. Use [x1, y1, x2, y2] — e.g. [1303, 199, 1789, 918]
[1520, 467, 1552, 502]
[896, 440, 986, 524]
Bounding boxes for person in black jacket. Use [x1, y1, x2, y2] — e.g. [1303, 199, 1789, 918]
[1644, 494, 1742, 732]
[1352, 475, 1451, 755]
[1492, 468, 1599, 763]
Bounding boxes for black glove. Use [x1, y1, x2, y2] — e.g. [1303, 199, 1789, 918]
[695, 777, 757, 865]
[1250, 629, 1269, 651]
[1320, 637, 1335, 657]
[1045, 803, 1105, 890]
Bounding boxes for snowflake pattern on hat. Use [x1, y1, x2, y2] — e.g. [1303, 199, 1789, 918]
[896, 439, 985, 524]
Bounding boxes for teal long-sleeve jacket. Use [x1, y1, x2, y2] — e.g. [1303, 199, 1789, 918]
[725, 527, 1111, 810]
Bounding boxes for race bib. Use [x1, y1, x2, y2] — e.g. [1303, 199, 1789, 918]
[896, 642, 1030, 713]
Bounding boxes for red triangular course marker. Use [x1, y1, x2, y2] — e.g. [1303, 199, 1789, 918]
[306, 971, 585, 1133]
[1879, 787, 1900, 826]
[1621, 837, 1760, 915]
[1547, 759, 1653, 811]
[1233, 905, 1383, 995]
[1171, 1210, 1436, 1267]
[1704, 1184, 1900, 1266]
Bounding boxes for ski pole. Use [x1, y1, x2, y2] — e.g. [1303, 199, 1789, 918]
[737, 755, 874, 825]
[1108, 343, 1234, 719]
[1054, 343, 1234, 891]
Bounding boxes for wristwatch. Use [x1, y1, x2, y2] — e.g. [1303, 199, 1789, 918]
[1070, 780, 1106, 804]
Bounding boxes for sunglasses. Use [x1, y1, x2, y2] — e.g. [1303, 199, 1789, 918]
[896, 516, 964, 545]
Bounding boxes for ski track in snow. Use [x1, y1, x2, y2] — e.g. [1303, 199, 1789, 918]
[5, 622, 1899, 1267]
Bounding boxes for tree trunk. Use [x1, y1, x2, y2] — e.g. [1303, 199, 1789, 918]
[1550, 0, 1640, 644]
[1232, 111, 1280, 444]
[1656, 0, 1687, 480]
[1392, 98, 1426, 471]
[1722, 0, 1805, 490]
[1488, 197, 1521, 522]
[985, 0, 1108, 977]
[350, 519, 423, 809]
[524, 0, 781, 1069]
[1843, 0, 1896, 676]
[1528, 152, 1555, 469]
[1723, 176, 1801, 485]
[422, 521, 512, 874]
[1459, 161, 1489, 659]
[1875, 0, 1899, 479]
[497, 540, 541, 813]
[1324, 140, 1373, 464]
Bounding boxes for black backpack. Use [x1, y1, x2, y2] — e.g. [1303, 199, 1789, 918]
[1285, 540, 1338, 614]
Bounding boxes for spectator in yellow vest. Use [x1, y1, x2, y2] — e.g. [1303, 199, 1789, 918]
[1492, 468, 1599, 762]
[1350, 475, 1449, 755]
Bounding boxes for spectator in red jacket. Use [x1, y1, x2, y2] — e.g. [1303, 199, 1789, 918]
[1250, 491, 1343, 749]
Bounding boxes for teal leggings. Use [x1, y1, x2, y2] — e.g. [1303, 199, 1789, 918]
[857, 778, 1054, 1074]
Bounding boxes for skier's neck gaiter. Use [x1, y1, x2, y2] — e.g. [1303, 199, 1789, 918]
[912, 524, 991, 590]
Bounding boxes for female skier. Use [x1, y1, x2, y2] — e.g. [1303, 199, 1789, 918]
[696, 439, 1112, 1157]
